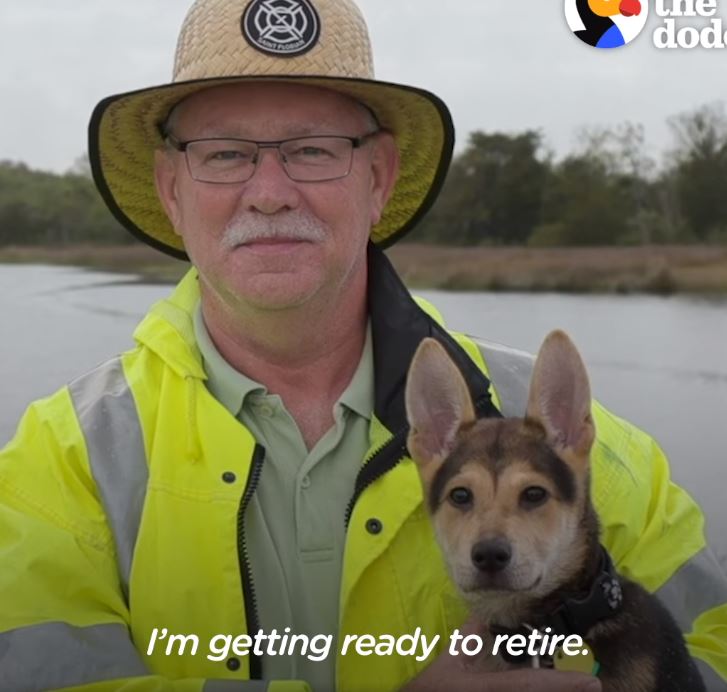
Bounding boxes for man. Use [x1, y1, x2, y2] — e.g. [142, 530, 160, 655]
[0, 0, 725, 691]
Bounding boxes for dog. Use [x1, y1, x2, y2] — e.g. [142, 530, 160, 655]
[405, 330, 705, 692]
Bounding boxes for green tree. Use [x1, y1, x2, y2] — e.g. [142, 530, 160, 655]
[667, 103, 727, 242]
[532, 153, 635, 246]
[0, 158, 130, 246]
[531, 123, 680, 247]
[418, 131, 550, 245]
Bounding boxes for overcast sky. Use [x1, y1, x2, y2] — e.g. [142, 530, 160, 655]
[1, 0, 726, 173]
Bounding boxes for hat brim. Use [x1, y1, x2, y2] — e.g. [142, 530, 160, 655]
[88, 75, 454, 260]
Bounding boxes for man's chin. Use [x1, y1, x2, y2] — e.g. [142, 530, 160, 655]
[227, 273, 322, 312]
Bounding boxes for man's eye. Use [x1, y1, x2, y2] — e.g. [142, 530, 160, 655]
[208, 150, 249, 162]
[292, 146, 331, 158]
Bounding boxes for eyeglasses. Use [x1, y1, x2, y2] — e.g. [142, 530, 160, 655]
[164, 132, 379, 184]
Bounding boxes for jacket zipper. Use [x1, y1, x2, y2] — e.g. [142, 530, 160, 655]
[236, 443, 266, 679]
[344, 428, 408, 528]
[344, 394, 497, 529]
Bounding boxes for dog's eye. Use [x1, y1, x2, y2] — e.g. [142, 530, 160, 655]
[520, 486, 548, 508]
[449, 487, 473, 507]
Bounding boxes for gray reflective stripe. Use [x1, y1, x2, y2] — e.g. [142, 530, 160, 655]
[656, 547, 727, 633]
[203, 682, 268, 691]
[68, 358, 148, 600]
[0, 622, 148, 692]
[473, 338, 534, 417]
[696, 658, 727, 692]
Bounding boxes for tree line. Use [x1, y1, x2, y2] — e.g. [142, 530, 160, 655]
[419, 103, 727, 246]
[2, 104, 727, 247]
[0, 157, 130, 246]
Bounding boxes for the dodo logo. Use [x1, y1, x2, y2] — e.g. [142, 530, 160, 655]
[565, 0, 649, 48]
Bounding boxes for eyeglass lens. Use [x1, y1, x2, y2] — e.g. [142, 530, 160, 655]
[184, 136, 356, 183]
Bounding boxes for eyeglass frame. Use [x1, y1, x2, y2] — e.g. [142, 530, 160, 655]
[162, 130, 381, 184]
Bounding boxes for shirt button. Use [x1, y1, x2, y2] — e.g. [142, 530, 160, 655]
[258, 404, 274, 417]
[300, 475, 311, 489]
[366, 518, 383, 535]
[226, 657, 241, 671]
[222, 472, 236, 484]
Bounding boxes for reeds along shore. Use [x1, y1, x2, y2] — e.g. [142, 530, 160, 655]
[1, 243, 726, 295]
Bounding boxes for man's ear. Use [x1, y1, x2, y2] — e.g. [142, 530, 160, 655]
[153, 148, 182, 234]
[368, 132, 400, 226]
[406, 338, 475, 482]
[526, 330, 595, 465]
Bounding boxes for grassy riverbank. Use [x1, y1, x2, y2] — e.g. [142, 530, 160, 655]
[1, 243, 726, 294]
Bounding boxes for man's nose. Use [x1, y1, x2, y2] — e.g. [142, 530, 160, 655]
[240, 147, 300, 215]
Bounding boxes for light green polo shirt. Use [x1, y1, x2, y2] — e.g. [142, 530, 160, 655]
[193, 304, 373, 691]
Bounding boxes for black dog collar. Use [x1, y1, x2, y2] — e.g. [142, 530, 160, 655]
[490, 546, 623, 666]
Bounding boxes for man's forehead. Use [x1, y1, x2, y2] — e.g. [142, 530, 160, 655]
[170, 81, 373, 136]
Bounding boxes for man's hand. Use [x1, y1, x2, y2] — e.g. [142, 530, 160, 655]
[402, 660, 601, 692]
[401, 620, 602, 692]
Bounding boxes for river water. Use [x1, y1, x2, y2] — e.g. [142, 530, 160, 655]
[1, 264, 725, 565]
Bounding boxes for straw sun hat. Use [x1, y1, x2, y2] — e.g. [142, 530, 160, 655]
[89, 0, 455, 260]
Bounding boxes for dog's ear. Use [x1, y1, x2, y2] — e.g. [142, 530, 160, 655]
[406, 338, 475, 478]
[526, 330, 595, 464]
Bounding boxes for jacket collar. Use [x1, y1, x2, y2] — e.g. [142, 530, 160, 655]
[341, 244, 502, 525]
[367, 242, 500, 433]
[132, 267, 206, 380]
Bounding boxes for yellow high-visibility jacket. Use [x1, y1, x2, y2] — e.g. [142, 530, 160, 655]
[1, 247, 726, 692]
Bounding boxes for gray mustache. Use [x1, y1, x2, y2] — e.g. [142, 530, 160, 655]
[221, 211, 328, 249]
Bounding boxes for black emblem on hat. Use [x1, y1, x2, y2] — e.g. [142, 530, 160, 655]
[242, 0, 320, 58]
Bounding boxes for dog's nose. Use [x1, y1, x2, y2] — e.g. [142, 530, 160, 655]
[471, 538, 512, 573]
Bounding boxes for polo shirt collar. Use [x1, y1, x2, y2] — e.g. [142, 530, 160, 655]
[193, 302, 373, 422]
[193, 304, 265, 416]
